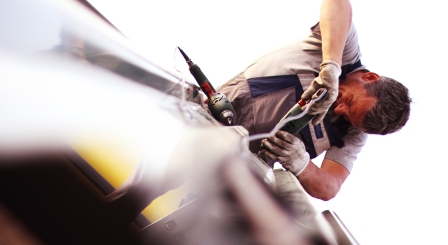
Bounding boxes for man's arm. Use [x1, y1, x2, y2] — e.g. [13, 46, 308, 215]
[260, 130, 349, 201]
[297, 158, 349, 201]
[320, 0, 353, 66]
[295, 0, 353, 198]
[301, 0, 353, 125]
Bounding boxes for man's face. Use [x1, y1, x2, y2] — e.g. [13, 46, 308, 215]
[332, 71, 379, 130]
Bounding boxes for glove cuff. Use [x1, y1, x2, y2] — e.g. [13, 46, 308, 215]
[293, 152, 310, 177]
[321, 60, 342, 75]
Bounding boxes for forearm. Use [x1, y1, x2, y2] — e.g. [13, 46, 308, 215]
[320, 0, 352, 65]
[296, 159, 347, 201]
[260, 131, 349, 200]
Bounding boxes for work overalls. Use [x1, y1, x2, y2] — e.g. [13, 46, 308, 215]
[218, 60, 363, 159]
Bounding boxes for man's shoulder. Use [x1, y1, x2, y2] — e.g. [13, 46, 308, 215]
[343, 125, 368, 144]
[342, 22, 362, 66]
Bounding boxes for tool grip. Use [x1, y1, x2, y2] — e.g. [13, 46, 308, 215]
[278, 104, 314, 135]
[277, 88, 328, 135]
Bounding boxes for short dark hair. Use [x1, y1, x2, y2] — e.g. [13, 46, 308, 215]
[362, 76, 411, 135]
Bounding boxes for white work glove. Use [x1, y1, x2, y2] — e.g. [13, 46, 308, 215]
[259, 130, 310, 176]
[301, 60, 341, 125]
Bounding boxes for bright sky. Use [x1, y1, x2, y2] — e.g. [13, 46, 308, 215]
[88, 0, 448, 244]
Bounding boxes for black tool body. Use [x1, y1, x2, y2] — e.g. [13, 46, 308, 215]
[178, 47, 236, 126]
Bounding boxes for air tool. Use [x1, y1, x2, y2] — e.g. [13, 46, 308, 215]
[253, 88, 328, 161]
[276, 88, 328, 135]
[178, 47, 236, 126]
[243, 88, 330, 145]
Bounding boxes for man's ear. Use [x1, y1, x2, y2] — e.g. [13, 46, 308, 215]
[362, 72, 381, 83]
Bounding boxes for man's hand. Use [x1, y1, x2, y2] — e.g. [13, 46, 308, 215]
[301, 60, 341, 125]
[259, 130, 310, 176]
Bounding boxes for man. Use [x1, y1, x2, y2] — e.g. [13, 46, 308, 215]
[217, 0, 411, 201]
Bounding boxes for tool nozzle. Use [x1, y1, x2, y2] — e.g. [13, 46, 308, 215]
[178, 47, 190, 62]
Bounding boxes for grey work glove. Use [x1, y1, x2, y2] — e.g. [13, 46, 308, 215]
[301, 60, 341, 125]
[259, 130, 310, 176]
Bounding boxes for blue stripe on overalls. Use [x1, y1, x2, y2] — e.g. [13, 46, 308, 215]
[247, 60, 362, 159]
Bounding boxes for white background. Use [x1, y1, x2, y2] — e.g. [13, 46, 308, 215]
[88, 0, 448, 244]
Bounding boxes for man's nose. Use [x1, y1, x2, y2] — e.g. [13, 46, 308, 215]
[334, 103, 348, 116]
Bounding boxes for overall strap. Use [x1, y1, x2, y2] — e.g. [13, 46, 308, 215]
[324, 59, 363, 148]
[339, 59, 363, 80]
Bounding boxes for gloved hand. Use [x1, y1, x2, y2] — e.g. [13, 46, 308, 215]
[259, 130, 310, 176]
[301, 60, 341, 125]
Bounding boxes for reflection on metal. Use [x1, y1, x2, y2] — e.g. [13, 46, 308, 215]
[63, 143, 152, 228]
[321, 210, 360, 245]
[1, 0, 200, 104]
